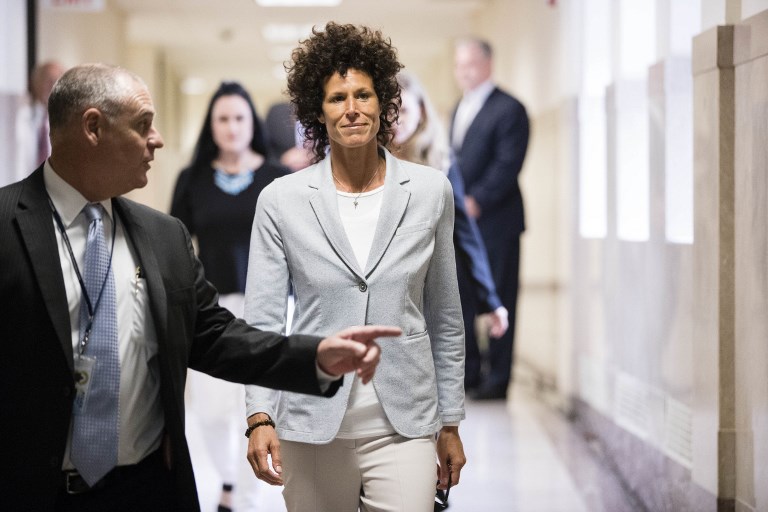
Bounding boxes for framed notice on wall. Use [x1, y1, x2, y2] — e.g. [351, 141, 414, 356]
[40, 0, 105, 11]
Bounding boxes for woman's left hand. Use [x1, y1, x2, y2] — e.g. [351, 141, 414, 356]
[436, 426, 466, 490]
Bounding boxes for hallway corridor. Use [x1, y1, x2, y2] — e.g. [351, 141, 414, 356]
[187, 379, 642, 511]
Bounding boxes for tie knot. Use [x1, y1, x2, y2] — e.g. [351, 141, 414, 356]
[83, 203, 103, 223]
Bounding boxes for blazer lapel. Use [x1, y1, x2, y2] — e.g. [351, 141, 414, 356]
[17, 168, 74, 372]
[460, 88, 499, 151]
[364, 151, 410, 276]
[308, 159, 366, 280]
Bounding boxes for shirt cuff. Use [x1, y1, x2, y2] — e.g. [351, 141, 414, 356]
[316, 363, 340, 393]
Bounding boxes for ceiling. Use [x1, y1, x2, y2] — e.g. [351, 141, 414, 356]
[111, 0, 488, 96]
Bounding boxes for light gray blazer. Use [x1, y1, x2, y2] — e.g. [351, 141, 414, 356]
[244, 149, 465, 444]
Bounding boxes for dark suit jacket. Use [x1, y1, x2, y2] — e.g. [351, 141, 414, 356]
[451, 87, 529, 238]
[0, 167, 338, 511]
[265, 101, 298, 161]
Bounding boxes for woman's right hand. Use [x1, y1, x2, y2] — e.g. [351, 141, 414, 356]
[246, 413, 284, 486]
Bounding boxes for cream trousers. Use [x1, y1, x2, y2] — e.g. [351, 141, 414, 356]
[280, 433, 437, 512]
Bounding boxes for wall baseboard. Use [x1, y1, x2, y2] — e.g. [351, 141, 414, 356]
[571, 397, 722, 512]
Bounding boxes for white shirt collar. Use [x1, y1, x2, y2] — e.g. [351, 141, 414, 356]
[43, 160, 114, 227]
[462, 79, 495, 104]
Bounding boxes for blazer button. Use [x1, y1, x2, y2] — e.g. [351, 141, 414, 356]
[358, 282, 368, 292]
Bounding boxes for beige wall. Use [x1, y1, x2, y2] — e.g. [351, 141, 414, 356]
[474, 0, 573, 393]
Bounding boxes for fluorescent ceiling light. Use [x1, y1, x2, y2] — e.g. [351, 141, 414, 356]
[262, 23, 315, 42]
[255, 0, 341, 6]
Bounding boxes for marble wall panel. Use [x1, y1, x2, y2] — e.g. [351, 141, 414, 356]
[575, 398, 717, 512]
[691, 26, 734, 497]
[733, 8, 768, 511]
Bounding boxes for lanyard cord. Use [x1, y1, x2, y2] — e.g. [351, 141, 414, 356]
[47, 195, 117, 353]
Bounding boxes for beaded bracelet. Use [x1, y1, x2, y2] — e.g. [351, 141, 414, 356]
[244, 418, 276, 438]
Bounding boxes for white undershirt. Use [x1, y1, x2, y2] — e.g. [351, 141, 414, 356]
[452, 79, 495, 149]
[44, 163, 164, 470]
[334, 185, 395, 438]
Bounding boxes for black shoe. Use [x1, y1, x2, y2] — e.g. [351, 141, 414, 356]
[470, 384, 507, 400]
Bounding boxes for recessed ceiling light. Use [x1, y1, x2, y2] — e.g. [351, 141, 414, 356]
[255, 0, 341, 6]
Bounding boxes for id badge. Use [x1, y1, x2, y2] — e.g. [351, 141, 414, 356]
[73, 355, 96, 415]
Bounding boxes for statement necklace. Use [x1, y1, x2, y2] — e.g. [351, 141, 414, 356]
[332, 162, 382, 208]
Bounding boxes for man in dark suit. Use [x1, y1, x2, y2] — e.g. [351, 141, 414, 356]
[0, 63, 398, 511]
[450, 38, 529, 400]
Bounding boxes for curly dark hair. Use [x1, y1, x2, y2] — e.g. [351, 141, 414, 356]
[286, 22, 403, 162]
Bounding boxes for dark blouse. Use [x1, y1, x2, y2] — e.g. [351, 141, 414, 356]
[170, 162, 289, 294]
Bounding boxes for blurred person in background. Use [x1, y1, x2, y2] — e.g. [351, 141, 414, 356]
[450, 37, 530, 401]
[170, 81, 289, 512]
[392, 70, 508, 344]
[244, 22, 466, 511]
[14, 60, 65, 183]
[264, 101, 313, 172]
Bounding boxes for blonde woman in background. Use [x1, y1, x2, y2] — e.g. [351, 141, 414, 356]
[392, 71, 509, 365]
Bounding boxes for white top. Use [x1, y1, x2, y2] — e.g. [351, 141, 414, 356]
[44, 163, 164, 469]
[334, 184, 396, 438]
[451, 79, 495, 149]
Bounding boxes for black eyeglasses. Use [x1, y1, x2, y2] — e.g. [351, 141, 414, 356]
[434, 471, 451, 511]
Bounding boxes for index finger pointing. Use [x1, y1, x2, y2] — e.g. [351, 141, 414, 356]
[338, 325, 402, 340]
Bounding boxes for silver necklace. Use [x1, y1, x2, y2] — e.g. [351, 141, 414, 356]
[332, 163, 381, 208]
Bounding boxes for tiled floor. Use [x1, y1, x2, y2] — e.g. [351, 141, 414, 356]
[186, 383, 639, 511]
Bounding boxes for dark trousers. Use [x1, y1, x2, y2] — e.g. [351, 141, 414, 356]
[459, 234, 520, 392]
[55, 450, 176, 512]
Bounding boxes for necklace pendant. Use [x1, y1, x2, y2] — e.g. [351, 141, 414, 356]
[353, 199, 359, 208]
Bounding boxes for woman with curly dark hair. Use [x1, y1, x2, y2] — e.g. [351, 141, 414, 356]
[243, 22, 466, 511]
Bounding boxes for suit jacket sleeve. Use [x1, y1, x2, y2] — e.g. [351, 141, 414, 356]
[168, 212, 337, 397]
[243, 183, 292, 419]
[425, 176, 466, 423]
[448, 163, 502, 313]
[469, 99, 529, 213]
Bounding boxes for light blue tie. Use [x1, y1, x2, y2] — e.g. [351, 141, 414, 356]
[71, 203, 120, 486]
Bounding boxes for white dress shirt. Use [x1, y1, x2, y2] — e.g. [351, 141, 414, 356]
[451, 79, 495, 149]
[44, 163, 164, 470]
